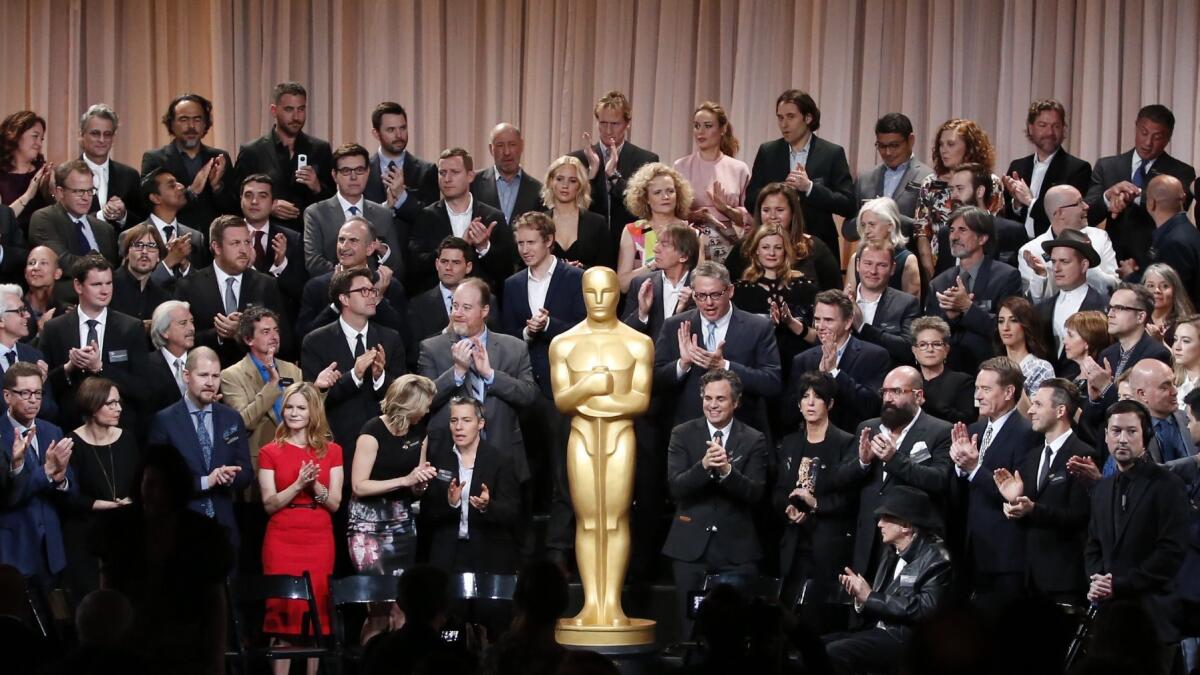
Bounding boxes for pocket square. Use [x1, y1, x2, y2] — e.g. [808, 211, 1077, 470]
[910, 442, 931, 464]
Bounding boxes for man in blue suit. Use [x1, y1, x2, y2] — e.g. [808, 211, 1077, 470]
[149, 346, 252, 550]
[1, 362, 75, 589]
[0, 283, 58, 421]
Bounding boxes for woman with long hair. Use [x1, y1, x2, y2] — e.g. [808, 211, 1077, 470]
[540, 155, 612, 269]
[995, 296, 1054, 411]
[1173, 315, 1200, 407]
[258, 382, 344, 675]
[0, 110, 54, 231]
[1143, 263, 1195, 346]
[844, 197, 921, 296]
[726, 182, 840, 290]
[616, 162, 694, 292]
[674, 101, 751, 264]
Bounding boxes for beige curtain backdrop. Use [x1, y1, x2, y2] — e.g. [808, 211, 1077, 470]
[3, 0, 1199, 189]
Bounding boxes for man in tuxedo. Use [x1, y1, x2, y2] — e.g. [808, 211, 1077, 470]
[790, 289, 889, 433]
[409, 148, 514, 295]
[1018, 184, 1118, 302]
[851, 242, 920, 365]
[653, 261, 782, 439]
[623, 222, 699, 342]
[110, 223, 172, 323]
[471, 123, 544, 225]
[1144, 175, 1200, 303]
[662, 369, 768, 629]
[175, 215, 289, 367]
[78, 104, 143, 229]
[149, 346, 253, 550]
[303, 143, 404, 278]
[140, 168, 209, 281]
[146, 299, 193, 413]
[830, 365, 954, 576]
[925, 207, 1021, 373]
[38, 253, 148, 430]
[568, 90, 659, 255]
[417, 278, 538, 485]
[1079, 283, 1172, 423]
[239, 173, 307, 317]
[1034, 229, 1108, 361]
[1002, 99, 1093, 238]
[233, 82, 334, 231]
[140, 93, 237, 231]
[996, 378, 1092, 605]
[29, 160, 119, 274]
[1085, 399, 1190, 671]
[0, 362, 74, 589]
[1085, 104, 1196, 276]
[407, 236, 474, 350]
[948, 357, 1037, 606]
[365, 101, 439, 221]
[842, 113, 933, 239]
[948, 163, 1027, 266]
[746, 89, 855, 254]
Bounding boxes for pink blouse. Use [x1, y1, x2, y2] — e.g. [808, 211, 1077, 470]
[673, 152, 751, 263]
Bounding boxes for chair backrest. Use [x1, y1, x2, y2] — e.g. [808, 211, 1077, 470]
[447, 573, 519, 601]
[230, 573, 314, 603]
[702, 573, 782, 602]
[328, 574, 402, 650]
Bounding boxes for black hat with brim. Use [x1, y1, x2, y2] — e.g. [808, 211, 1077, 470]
[873, 485, 943, 531]
[1041, 228, 1101, 268]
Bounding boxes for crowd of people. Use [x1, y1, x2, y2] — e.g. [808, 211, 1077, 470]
[1, 81, 1199, 674]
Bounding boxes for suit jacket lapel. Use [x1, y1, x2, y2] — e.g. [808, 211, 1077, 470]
[1113, 470, 1153, 549]
[871, 165, 886, 197]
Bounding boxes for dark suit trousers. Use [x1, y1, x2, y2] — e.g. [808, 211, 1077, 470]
[824, 627, 904, 675]
[672, 537, 758, 637]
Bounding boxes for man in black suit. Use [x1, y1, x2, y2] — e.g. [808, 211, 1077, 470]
[925, 207, 1022, 373]
[746, 89, 855, 255]
[1085, 399, 1190, 671]
[1001, 99, 1093, 238]
[365, 101, 439, 222]
[623, 223, 699, 342]
[569, 90, 659, 254]
[662, 369, 768, 629]
[1144, 175, 1200, 303]
[841, 113, 933, 239]
[851, 241, 920, 366]
[830, 365, 954, 576]
[407, 236, 474, 352]
[470, 123, 544, 225]
[239, 173, 307, 316]
[948, 357, 1038, 606]
[790, 289, 889, 434]
[78, 104, 143, 229]
[37, 253, 148, 431]
[653, 261, 782, 439]
[232, 82, 335, 231]
[109, 222, 172, 323]
[996, 379, 1092, 605]
[1034, 229, 1108, 361]
[408, 148, 514, 295]
[146, 299, 194, 413]
[948, 163, 1027, 266]
[29, 160, 119, 275]
[139, 168, 209, 280]
[140, 94, 237, 231]
[174, 215, 289, 367]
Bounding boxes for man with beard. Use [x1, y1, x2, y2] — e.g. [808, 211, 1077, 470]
[1085, 399, 1190, 674]
[110, 223, 172, 323]
[947, 163, 1027, 266]
[830, 365, 953, 577]
[365, 101, 439, 221]
[139, 168, 209, 281]
[1001, 99, 1093, 238]
[233, 82, 335, 231]
[140, 94, 237, 231]
[146, 300, 194, 412]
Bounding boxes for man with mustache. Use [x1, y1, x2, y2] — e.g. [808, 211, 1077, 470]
[146, 299, 194, 412]
[830, 365, 953, 577]
[140, 94, 237, 232]
[77, 103, 143, 228]
[138, 167, 209, 280]
[1001, 99, 1093, 239]
[110, 223, 172, 323]
[233, 82, 334, 231]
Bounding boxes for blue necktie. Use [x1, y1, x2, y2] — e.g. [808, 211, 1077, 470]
[348, 205, 360, 216]
[1132, 160, 1149, 190]
[193, 410, 216, 517]
[705, 322, 717, 351]
[74, 218, 92, 255]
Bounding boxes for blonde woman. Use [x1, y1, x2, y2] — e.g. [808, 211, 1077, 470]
[617, 162, 695, 293]
[1173, 316, 1200, 407]
[674, 101, 751, 263]
[541, 155, 612, 268]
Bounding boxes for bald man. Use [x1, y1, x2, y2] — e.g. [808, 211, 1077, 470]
[1143, 175, 1200, 304]
[1128, 359, 1200, 473]
[470, 123, 544, 224]
[1017, 185, 1118, 302]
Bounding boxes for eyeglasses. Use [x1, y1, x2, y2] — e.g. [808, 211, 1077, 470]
[0, 306, 29, 316]
[915, 341, 946, 350]
[335, 166, 369, 177]
[128, 242, 159, 252]
[693, 289, 728, 302]
[5, 389, 44, 401]
[1055, 200, 1084, 212]
[1107, 304, 1145, 315]
[61, 187, 97, 198]
[85, 130, 116, 140]
[346, 286, 380, 298]
[874, 141, 905, 151]
[880, 387, 917, 397]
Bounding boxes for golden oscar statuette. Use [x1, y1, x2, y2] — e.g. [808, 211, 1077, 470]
[549, 267, 656, 646]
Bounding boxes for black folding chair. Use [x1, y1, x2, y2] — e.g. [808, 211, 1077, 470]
[702, 573, 783, 602]
[328, 574, 402, 674]
[226, 571, 331, 675]
[448, 573, 519, 640]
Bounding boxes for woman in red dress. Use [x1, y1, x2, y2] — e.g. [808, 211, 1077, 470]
[257, 382, 343, 675]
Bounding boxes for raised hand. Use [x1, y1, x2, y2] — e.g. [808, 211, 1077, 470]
[839, 567, 871, 604]
[470, 337, 493, 379]
[992, 468, 1025, 503]
[271, 233, 288, 266]
[858, 428, 873, 465]
[1002, 171, 1033, 206]
[1023, 249, 1047, 277]
[190, 158, 214, 195]
[271, 199, 301, 220]
[871, 432, 897, 462]
[636, 278, 654, 318]
[314, 362, 341, 389]
[949, 422, 980, 472]
[469, 483, 491, 511]
[448, 477, 464, 507]
[581, 132, 601, 180]
[208, 154, 226, 189]
[404, 461, 438, 488]
[384, 163, 407, 204]
[353, 348, 376, 379]
[676, 322, 695, 370]
[451, 339, 474, 376]
[1066, 455, 1102, 484]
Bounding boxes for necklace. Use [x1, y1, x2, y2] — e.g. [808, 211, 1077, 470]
[88, 429, 120, 501]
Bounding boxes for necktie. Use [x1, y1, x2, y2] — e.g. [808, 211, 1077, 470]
[74, 218, 91, 255]
[443, 291, 452, 316]
[223, 277, 237, 315]
[174, 358, 187, 396]
[163, 224, 175, 242]
[1132, 160, 1148, 190]
[980, 423, 995, 452]
[85, 319, 99, 348]
[253, 230, 268, 270]
[705, 322, 717, 351]
[193, 410, 216, 517]
[348, 205, 360, 216]
[3, 351, 15, 368]
[354, 333, 366, 358]
[711, 429, 724, 478]
[1037, 445, 1053, 492]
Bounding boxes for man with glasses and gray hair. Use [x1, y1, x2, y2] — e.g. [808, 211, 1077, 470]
[0, 284, 58, 420]
[77, 103, 142, 228]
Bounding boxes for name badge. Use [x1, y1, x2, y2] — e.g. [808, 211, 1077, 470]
[436, 469, 455, 483]
[108, 349, 129, 363]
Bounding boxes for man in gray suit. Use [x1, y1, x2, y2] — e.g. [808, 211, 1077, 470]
[303, 143, 404, 279]
[29, 160, 119, 272]
[469, 123, 544, 225]
[418, 277, 539, 484]
[843, 113, 933, 239]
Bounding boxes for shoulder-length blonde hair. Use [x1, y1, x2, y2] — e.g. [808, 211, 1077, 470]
[931, 118, 995, 175]
[381, 374, 436, 436]
[741, 225, 797, 283]
[541, 155, 592, 210]
[624, 162, 693, 220]
[274, 382, 333, 458]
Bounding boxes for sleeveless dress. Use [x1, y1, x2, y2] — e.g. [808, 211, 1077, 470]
[346, 417, 426, 575]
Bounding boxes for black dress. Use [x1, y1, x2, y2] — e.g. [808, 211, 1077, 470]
[65, 429, 139, 595]
[551, 209, 614, 269]
[726, 234, 841, 291]
[346, 417, 427, 575]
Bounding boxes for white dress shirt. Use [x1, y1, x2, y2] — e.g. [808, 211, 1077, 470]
[856, 284, 882, 326]
[661, 272, 688, 323]
[452, 447, 475, 539]
[526, 256, 557, 315]
[1023, 150, 1057, 237]
[82, 156, 110, 209]
[77, 307, 108, 352]
[339, 318, 385, 390]
[1052, 283, 1090, 354]
[337, 192, 366, 219]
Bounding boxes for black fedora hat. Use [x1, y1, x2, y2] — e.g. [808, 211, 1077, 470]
[873, 486, 942, 530]
[1041, 228, 1101, 268]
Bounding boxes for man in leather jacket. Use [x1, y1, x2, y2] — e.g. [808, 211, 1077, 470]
[824, 485, 953, 674]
